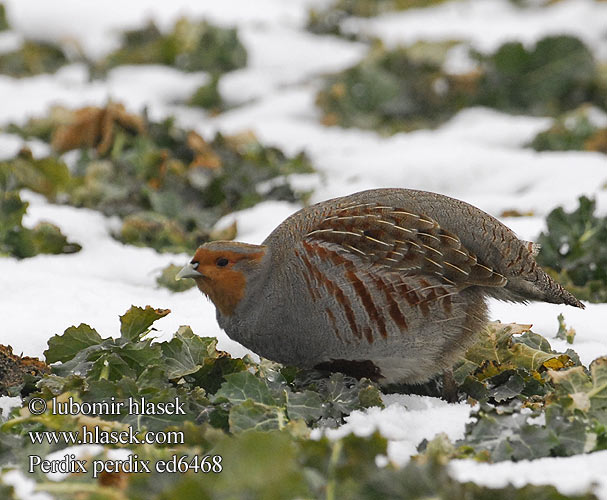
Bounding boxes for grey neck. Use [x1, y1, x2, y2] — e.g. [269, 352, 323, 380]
[216, 248, 273, 346]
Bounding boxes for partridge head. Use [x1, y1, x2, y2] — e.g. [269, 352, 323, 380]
[177, 188, 584, 385]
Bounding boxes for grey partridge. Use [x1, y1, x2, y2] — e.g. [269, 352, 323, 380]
[177, 188, 584, 385]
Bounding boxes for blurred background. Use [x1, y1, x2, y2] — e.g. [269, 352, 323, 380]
[1, 1, 607, 497]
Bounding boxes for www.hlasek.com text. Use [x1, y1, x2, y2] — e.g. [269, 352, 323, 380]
[29, 425, 184, 446]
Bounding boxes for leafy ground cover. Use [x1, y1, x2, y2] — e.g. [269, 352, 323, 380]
[0, 3, 66, 76]
[0, 152, 81, 258]
[307, 0, 562, 37]
[155, 264, 196, 292]
[307, 0, 450, 37]
[316, 35, 607, 133]
[0, 40, 68, 78]
[93, 18, 247, 111]
[0, 15, 244, 110]
[529, 106, 607, 154]
[536, 197, 607, 303]
[99, 19, 246, 75]
[0, 191, 81, 259]
[0, 307, 605, 498]
[4, 103, 314, 254]
[0, 15, 246, 78]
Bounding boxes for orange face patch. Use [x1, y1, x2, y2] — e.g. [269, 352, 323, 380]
[191, 248, 265, 316]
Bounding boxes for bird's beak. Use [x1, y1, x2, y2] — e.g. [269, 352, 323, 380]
[176, 262, 202, 280]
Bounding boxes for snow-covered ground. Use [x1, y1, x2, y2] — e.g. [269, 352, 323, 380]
[1, 0, 607, 496]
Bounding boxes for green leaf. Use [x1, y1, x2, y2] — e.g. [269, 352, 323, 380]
[1, 149, 71, 199]
[546, 405, 595, 456]
[0, 190, 80, 259]
[543, 358, 607, 432]
[465, 322, 562, 373]
[358, 383, 384, 409]
[537, 196, 607, 303]
[30, 222, 81, 254]
[0, 4, 9, 31]
[101, 18, 247, 74]
[589, 358, 607, 423]
[229, 400, 287, 432]
[160, 327, 218, 379]
[452, 358, 479, 385]
[286, 390, 324, 422]
[207, 430, 311, 498]
[0, 40, 68, 77]
[189, 75, 223, 110]
[324, 372, 364, 417]
[85, 341, 164, 382]
[190, 355, 250, 395]
[465, 322, 529, 366]
[118, 212, 194, 254]
[44, 324, 102, 363]
[488, 373, 525, 402]
[459, 375, 489, 401]
[214, 371, 279, 406]
[87, 351, 138, 381]
[548, 366, 593, 413]
[460, 405, 557, 461]
[36, 374, 86, 397]
[514, 329, 553, 352]
[49, 342, 107, 378]
[119, 305, 170, 341]
[529, 105, 605, 153]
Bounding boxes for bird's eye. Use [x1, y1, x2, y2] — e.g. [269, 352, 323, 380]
[216, 257, 229, 267]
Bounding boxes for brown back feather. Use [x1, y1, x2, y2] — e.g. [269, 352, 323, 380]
[304, 202, 507, 290]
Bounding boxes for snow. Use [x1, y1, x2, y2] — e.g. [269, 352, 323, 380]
[342, 0, 607, 58]
[1, 0, 607, 497]
[2, 0, 324, 59]
[0, 396, 21, 419]
[0, 470, 52, 500]
[0, 30, 22, 53]
[0, 63, 209, 125]
[220, 27, 367, 104]
[450, 452, 607, 498]
[312, 394, 473, 466]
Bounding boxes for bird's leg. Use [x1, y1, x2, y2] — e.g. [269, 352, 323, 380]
[441, 369, 459, 403]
